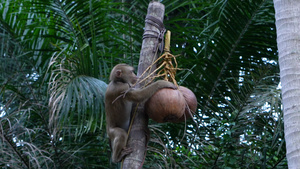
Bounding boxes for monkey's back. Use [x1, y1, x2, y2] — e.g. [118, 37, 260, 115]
[105, 81, 132, 131]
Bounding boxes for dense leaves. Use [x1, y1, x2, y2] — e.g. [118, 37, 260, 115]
[0, 0, 286, 168]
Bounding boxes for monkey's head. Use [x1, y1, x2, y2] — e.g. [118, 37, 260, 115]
[109, 64, 138, 85]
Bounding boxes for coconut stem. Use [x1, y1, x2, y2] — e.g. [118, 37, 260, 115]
[164, 30, 171, 52]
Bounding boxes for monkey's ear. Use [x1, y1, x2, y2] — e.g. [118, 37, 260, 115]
[115, 69, 122, 78]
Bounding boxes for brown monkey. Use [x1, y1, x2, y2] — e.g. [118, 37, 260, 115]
[105, 63, 176, 163]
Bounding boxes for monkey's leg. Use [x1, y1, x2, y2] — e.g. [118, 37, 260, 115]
[109, 127, 133, 163]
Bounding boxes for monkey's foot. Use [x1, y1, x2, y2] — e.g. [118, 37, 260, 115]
[122, 147, 133, 155]
[118, 147, 133, 161]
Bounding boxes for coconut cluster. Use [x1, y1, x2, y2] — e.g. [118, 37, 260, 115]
[145, 86, 197, 123]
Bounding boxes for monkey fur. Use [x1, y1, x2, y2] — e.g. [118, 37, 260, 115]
[105, 63, 176, 163]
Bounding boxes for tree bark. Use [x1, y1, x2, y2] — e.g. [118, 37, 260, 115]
[122, 2, 165, 168]
[274, 0, 300, 168]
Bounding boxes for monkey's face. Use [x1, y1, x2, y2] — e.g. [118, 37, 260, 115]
[127, 68, 138, 85]
[110, 64, 138, 85]
[118, 65, 137, 85]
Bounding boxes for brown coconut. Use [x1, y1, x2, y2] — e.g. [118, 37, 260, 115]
[145, 88, 185, 123]
[176, 86, 197, 122]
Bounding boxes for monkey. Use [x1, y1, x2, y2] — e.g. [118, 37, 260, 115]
[105, 63, 176, 163]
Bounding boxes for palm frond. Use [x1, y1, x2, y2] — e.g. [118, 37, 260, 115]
[48, 51, 107, 137]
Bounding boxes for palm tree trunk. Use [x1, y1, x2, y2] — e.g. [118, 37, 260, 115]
[274, 0, 300, 167]
[122, 2, 165, 168]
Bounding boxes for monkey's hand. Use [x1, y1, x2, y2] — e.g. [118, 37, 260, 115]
[112, 88, 134, 104]
[155, 80, 177, 90]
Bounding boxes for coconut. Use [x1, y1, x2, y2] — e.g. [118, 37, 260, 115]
[145, 88, 185, 123]
[175, 86, 197, 122]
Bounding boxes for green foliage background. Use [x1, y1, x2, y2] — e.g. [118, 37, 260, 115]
[0, 0, 286, 168]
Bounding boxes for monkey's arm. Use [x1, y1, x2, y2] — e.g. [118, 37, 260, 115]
[124, 80, 176, 102]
